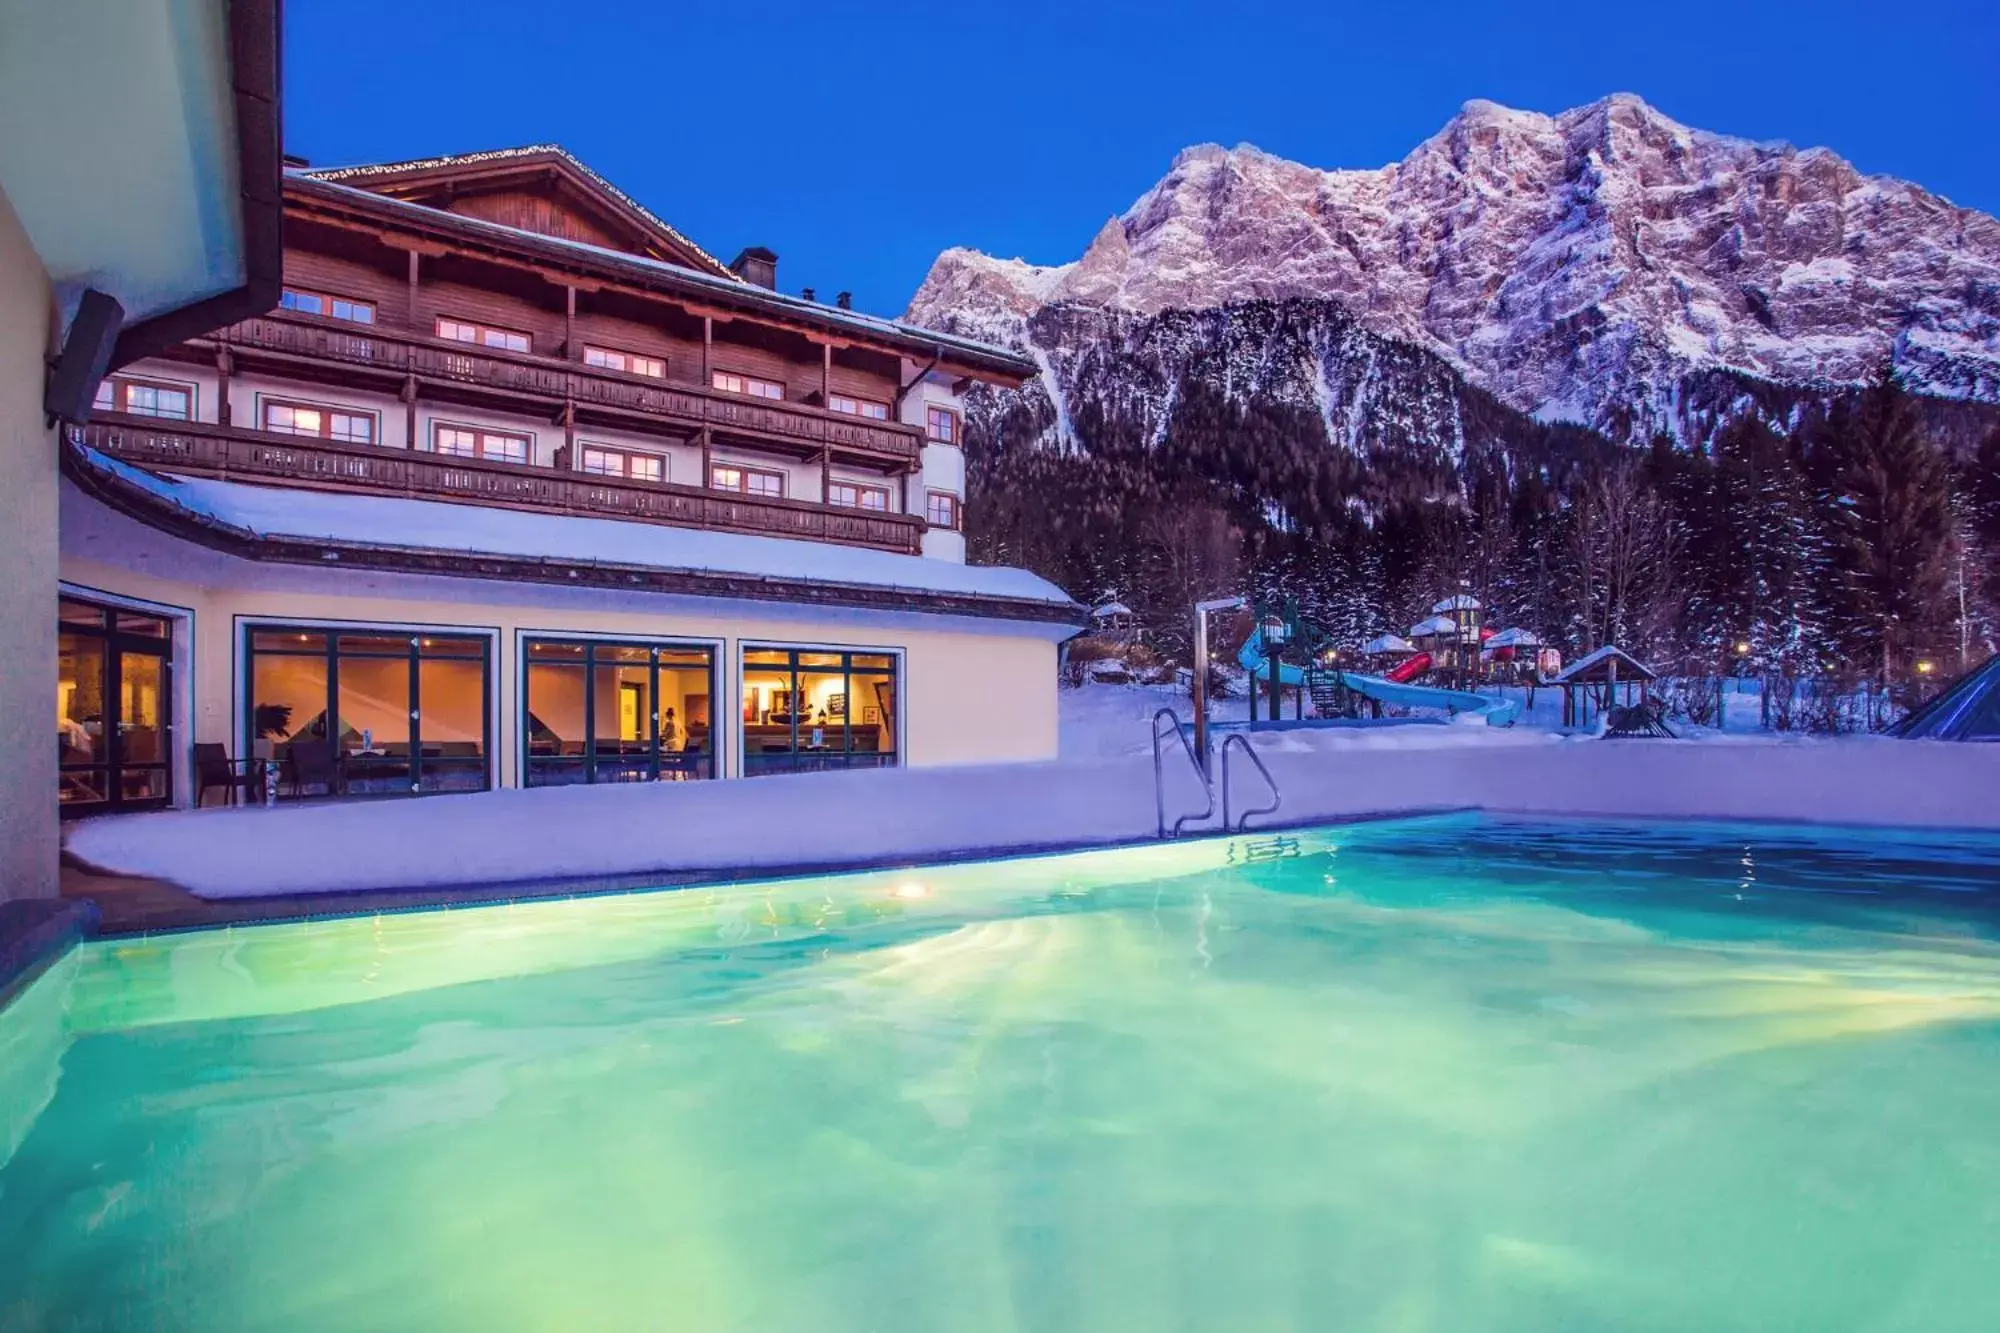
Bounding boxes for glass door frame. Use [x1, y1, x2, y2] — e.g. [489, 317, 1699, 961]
[58, 594, 176, 817]
[240, 620, 495, 797]
[518, 633, 720, 786]
[737, 644, 903, 777]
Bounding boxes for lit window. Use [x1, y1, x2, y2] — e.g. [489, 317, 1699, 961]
[434, 424, 530, 463]
[926, 406, 958, 444]
[581, 446, 664, 483]
[711, 464, 785, 498]
[584, 346, 665, 378]
[828, 394, 890, 420]
[828, 481, 889, 511]
[437, 317, 529, 354]
[282, 287, 375, 324]
[926, 491, 960, 529]
[265, 400, 376, 444]
[712, 370, 784, 401]
[94, 376, 194, 420]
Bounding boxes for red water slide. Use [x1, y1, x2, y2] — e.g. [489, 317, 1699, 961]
[1386, 651, 1432, 684]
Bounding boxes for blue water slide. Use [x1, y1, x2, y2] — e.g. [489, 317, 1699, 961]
[1237, 631, 1518, 726]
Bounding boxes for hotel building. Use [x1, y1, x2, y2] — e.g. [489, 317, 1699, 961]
[56, 145, 1079, 816]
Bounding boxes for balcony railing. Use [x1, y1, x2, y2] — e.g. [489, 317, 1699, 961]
[73, 414, 928, 555]
[205, 315, 924, 468]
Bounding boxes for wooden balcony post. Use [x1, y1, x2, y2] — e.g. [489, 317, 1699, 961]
[699, 426, 712, 491]
[405, 250, 420, 328]
[215, 345, 234, 426]
[820, 341, 831, 405]
[564, 284, 576, 359]
[402, 374, 419, 455]
[820, 446, 831, 505]
[701, 316, 712, 387]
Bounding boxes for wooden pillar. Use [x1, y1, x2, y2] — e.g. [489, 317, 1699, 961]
[564, 284, 577, 358]
[699, 427, 712, 490]
[820, 342, 831, 404]
[820, 447, 831, 505]
[215, 346, 234, 426]
[402, 375, 419, 451]
[405, 250, 420, 328]
[700, 316, 712, 387]
[562, 402, 577, 471]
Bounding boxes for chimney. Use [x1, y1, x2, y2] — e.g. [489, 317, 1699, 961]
[801, 287, 816, 303]
[730, 246, 778, 288]
[835, 291, 852, 310]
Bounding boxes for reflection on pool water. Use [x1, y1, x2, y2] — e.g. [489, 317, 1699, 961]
[4, 814, 2000, 1331]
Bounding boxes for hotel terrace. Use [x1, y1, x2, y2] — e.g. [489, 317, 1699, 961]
[57, 145, 1080, 815]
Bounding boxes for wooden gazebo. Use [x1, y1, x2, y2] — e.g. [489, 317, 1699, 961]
[1555, 646, 1658, 729]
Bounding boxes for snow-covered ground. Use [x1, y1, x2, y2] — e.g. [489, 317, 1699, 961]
[68, 682, 2000, 901]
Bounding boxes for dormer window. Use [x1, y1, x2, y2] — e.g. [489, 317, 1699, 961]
[584, 346, 665, 378]
[828, 394, 890, 421]
[281, 287, 374, 324]
[712, 370, 783, 401]
[437, 317, 530, 354]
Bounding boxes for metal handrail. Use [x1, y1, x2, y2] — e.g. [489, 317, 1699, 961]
[1151, 707, 1215, 838]
[1221, 733, 1282, 833]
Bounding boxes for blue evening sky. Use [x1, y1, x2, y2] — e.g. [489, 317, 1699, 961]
[286, 0, 1999, 319]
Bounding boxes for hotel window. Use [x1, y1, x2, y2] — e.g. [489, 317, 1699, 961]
[433, 424, 531, 464]
[92, 375, 194, 420]
[710, 463, 786, 499]
[524, 638, 716, 786]
[263, 399, 377, 445]
[828, 394, 890, 420]
[436, 317, 531, 354]
[742, 647, 898, 776]
[827, 481, 890, 512]
[244, 626, 491, 796]
[926, 491, 961, 530]
[926, 405, 959, 444]
[58, 596, 174, 816]
[281, 287, 375, 324]
[583, 345, 665, 378]
[580, 445, 664, 483]
[711, 370, 784, 401]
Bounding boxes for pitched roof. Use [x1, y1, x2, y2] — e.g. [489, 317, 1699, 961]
[1554, 645, 1658, 683]
[301, 144, 739, 281]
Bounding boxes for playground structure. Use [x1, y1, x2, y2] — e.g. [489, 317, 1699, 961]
[1232, 609, 1521, 729]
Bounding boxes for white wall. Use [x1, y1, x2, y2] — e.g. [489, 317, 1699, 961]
[0, 186, 58, 901]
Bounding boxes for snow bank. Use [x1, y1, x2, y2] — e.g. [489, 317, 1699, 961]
[68, 717, 2000, 901]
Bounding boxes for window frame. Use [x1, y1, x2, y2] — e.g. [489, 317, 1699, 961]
[827, 393, 891, 421]
[738, 644, 901, 777]
[582, 344, 666, 379]
[711, 369, 785, 401]
[827, 480, 891, 512]
[925, 490, 962, 530]
[925, 404, 960, 445]
[519, 634, 720, 787]
[435, 316, 533, 355]
[709, 462, 787, 499]
[579, 443, 666, 484]
[260, 395, 380, 445]
[430, 420, 534, 465]
[93, 374, 197, 421]
[280, 286, 376, 325]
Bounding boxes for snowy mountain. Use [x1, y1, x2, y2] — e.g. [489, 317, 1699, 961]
[908, 94, 2000, 446]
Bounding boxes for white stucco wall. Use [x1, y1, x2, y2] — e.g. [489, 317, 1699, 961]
[0, 187, 59, 901]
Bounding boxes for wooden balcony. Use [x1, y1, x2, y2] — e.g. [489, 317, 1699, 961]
[73, 414, 928, 555]
[200, 314, 925, 469]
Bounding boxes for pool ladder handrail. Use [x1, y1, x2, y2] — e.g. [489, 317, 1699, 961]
[1151, 708, 1215, 838]
[1220, 732, 1281, 834]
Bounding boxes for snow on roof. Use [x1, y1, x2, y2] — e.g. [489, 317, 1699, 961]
[299, 145, 737, 281]
[1483, 627, 1543, 650]
[1360, 633, 1416, 655]
[1431, 593, 1482, 612]
[292, 175, 1035, 378]
[1554, 645, 1657, 683]
[83, 449, 1075, 612]
[1408, 615, 1455, 638]
[1092, 601, 1134, 618]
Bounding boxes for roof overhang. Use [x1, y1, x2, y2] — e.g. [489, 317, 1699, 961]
[0, 0, 282, 369]
[63, 444, 1086, 629]
[286, 175, 1039, 388]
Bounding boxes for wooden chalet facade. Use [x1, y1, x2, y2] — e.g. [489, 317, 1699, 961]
[55, 147, 1077, 816]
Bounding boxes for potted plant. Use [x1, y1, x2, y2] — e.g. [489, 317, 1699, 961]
[251, 703, 292, 761]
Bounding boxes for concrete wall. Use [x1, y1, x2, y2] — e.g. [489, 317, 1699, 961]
[59, 515, 1061, 800]
[0, 187, 58, 901]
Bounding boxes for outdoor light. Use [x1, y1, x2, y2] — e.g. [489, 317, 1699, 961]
[1734, 641, 1750, 657]
[894, 881, 929, 900]
[1917, 660, 1936, 675]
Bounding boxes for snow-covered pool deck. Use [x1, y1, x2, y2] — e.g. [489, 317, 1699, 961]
[67, 716, 2000, 914]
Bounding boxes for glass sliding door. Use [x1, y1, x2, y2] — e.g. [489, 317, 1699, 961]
[59, 597, 174, 816]
[522, 638, 715, 786]
[244, 626, 491, 796]
[740, 647, 898, 776]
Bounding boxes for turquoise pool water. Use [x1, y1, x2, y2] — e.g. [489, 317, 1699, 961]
[4, 814, 2000, 1331]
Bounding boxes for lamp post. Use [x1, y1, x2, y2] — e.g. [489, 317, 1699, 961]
[1260, 610, 1291, 724]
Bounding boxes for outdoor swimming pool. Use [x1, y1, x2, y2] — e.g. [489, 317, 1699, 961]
[4, 813, 2000, 1331]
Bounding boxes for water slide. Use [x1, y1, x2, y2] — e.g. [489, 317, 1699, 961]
[1236, 631, 1518, 726]
[1385, 652, 1432, 684]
